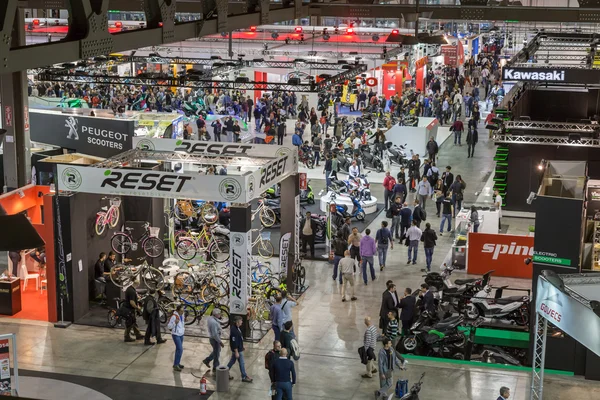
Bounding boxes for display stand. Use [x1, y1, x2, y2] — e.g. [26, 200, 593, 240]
[384, 117, 439, 157]
[0, 278, 21, 315]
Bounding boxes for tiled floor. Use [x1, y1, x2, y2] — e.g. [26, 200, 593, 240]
[2, 117, 600, 399]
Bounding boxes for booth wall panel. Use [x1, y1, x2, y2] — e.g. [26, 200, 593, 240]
[121, 196, 165, 267]
[54, 195, 75, 322]
[69, 194, 92, 322]
[529, 90, 588, 121]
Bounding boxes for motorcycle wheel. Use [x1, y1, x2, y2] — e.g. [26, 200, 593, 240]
[306, 158, 315, 169]
[465, 304, 480, 319]
[376, 161, 384, 173]
[402, 336, 418, 352]
[452, 352, 465, 360]
[307, 196, 315, 205]
[356, 211, 366, 221]
[453, 332, 467, 348]
[514, 309, 530, 326]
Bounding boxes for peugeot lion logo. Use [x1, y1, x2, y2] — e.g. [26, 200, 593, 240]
[65, 116, 79, 140]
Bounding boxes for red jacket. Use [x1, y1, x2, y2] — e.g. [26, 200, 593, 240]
[383, 176, 396, 191]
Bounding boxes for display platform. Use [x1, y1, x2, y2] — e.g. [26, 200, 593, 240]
[319, 192, 379, 215]
[0, 278, 21, 315]
[385, 117, 439, 157]
[472, 327, 529, 349]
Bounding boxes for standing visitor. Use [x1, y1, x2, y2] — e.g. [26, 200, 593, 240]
[202, 308, 225, 373]
[451, 118, 464, 146]
[442, 166, 454, 195]
[416, 176, 432, 210]
[392, 178, 407, 204]
[211, 120, 222, 142]
[362, 316, 378, 378]
[376, 338, 407, 397]
[439, 192, 453, 236]
[272, 348, 296, 400]
[375, 221, 394, 271]
[398, 288, 416, 335]
[399, 203, 412, 241]
[167, 304, 186, 371]
[450, 175, 466, 217]
[339, 250, 358, 302]
[270, 295, 284, 341]
[301, 211, 316, 258]
[360, 229, 377, 285]
[227, 316, 253, 382]
[280, 291, 297, 333]
[412, 199, 426, 228]
[332, 233, 346, 284]
[123, 284, 144, 343]
[383, 171, 396, 211]
[385, 310, 400, 350]
[323, 154, 333, 190]
[347, 226, 362, 264]
[421, 223, 438, 272]
[379, 283, 398, 334]
[405, 220, 422, 265]
[277, 121, 286, 145]
[497, 387, 511, 400]
[266, 341, 282, 399]
[142, 289, 165, 346]
[466, 123, 478, 158]
[426, 137, 438, 163]
[469, 205, 480, 232]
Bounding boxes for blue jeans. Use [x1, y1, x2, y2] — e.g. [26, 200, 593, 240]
[172, 334, 184, 367]
[275, 381, 293, 400]
[227, 350, 247, 378]
[273, 325, 281, 341]
[473, 223, 480, 233]
[361, 256, 375, 283]
[454, 130, 462, 145]
[204, 338, 221, 370]
[325, 171, 332, 190]
[452, 194, 462, 216]
[440, 214, 452, 232]
[408, 241, 418, 263]
[333, 255, 343, 283]
[424, 247, 434, 271]
[377, 245, 388, 267]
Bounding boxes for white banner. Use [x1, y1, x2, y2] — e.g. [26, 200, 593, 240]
[133, 137, 295, 158]
[251, 153, 299, 196]
[278, 232, 292, 275]
[56, 164, 249, 203]
[536, 277, 600, 357]
[229, 230, 251, 315]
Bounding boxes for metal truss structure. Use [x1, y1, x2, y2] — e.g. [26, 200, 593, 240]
[92, 148, 273, 170]
[493, 133, 600, 147]
[505, 120, 597, 132]
[530, 313, 548, 400]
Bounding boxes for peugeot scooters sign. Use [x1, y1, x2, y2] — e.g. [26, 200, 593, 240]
[502, 67, 600, 84]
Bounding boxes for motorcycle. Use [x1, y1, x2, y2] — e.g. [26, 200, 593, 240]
[472, 345, 522, 366]
[300, 180, 315, 204]
[335, 152, 352, 173]
[330, 192, 365, 222]
[298, 146, 315, 168]
[399, 373, 425, 400]
[359, 144, 384, 172]
[384, 142, 409, 167]
[465, 285, 530, 326]
[401, 315, 466, 355]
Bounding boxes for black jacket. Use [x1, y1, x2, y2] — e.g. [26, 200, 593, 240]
[421, 228, 437, 248]
[301, 217, 318, 236]
[467, 129, 478, 144]
[379, 290, 397, 320]
[426, 140, 438, 155]
[420, 291, 435, 314]
[332, 238, 347, 256]
[442, 172, 454, 189]
[413, 205, 425, 223]
[398, 295, 416, 322]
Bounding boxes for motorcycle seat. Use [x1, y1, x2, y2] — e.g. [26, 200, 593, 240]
[434, 315, 462, 329]
[454, 278, 477, 285]
[495, 296, 527, 305]
[444, 287, 459, 294]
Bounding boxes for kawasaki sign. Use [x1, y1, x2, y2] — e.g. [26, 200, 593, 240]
[502, 67, 600, 84]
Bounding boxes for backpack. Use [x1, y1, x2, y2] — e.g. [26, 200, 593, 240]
[386, 177, 397, 192]
[142, 296, 155, 321]
[395, 379, 409, 397]
[430, 169, 439, 183]
[290, 338, 300, 360]
[385, 209, 393, 219]
[379, 229, 389, 246]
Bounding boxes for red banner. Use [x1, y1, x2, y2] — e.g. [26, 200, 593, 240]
[467, 233, 534, 279]
[441, 45, 458, 67]
[299, 173, 307, 191]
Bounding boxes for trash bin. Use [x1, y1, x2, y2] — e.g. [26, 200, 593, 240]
[215, 366, 229, 392]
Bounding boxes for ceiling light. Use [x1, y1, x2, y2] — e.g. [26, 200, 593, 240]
[250, 26, 257, 32]
[295, 26, 303, 33]
[115, 21, 122, 28]
[158, 22, 163, 27]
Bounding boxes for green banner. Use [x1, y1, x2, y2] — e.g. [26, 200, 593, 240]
[533, 255, 572, 266]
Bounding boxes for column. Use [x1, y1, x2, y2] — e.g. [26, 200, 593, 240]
[1, 8, 31, 191]
[280, 174, 299, 292]
[229, 204, 252, 338]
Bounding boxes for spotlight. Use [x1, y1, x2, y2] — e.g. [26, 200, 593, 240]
[33, 19, 40, 26]
[250, 26, 257, 32]
[295, 26, 303, 33]
[391, 29, 399, 34]
[372, 35, 380, 42]
[115, 21, 122, 28]
[271, 32, 279, 39]
[537, 164, 544, 171]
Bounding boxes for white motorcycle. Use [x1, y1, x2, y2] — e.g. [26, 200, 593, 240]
[383, 141, 410, 167]
[466, 285, 530, 326]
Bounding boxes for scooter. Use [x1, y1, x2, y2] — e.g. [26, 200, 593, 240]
[330, 193, 366, 222]
[466, 285, 530, 326]
[336, 153, 352, 173]
[402, 315, 465, 354]
[300, 180, 315, 204]
[384, 142, 409, 166]
[359, 144, 384, 172]
[399, 373, 426, 400]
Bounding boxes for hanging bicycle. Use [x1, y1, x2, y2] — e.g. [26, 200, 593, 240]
[110, 258, 166, 290]
[110, 222, 164, 258]
[171, 200, 218, 224]
[175, 224, 230, 262]
[251, 228, 275, 259]
[95, 197, 121, 236]
[251, 199, 277, 228]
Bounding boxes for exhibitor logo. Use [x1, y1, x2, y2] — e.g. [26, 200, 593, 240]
[219, 178, 242, 201]
[275, 147, 292, 157]
[65, 116, 79, 140]
[248, 175, 255, 199]
[136, 139, 155, 151]
[503, 69, 565, 82]
[61, 167, 82, 190]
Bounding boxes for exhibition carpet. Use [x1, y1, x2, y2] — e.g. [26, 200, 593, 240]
[6, 289, 48, 322]
[19, 369, 212, 400]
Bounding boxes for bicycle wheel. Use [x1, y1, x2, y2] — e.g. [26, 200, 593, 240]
[216, 304, 230, 328]
[209, 238, 230, 263]
[200, 203, 219, 225]
[201, 275, 229, 302]
[95, 213, 107, 236]
[110, 264, 133, 288]
[143, 236, 164, 258]
[109, 207, 120, 228]
[176, 238, 197, 260]
[111, 233, 132, 254]
[174, 203, 193, 221]
[107, 309, 118, 328]
[257, 239, 274, 259]
[295, 265, 306, 287]
[259, 207, 276, 227]
[183, 304, 197, 325]
[142, 267, 165, 290]
[172, 271, 195, 298]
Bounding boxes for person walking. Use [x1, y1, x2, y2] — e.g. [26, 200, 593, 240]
[390, 197, 403, 240]
[450, 175, 466, 217]
[466, 120, 478, 158]
[376, 338, 407, 397]
[272, 348, 296, 400]
[405, 220, 422, 265]
[421, 223, 438, 272]
[469, 205, 480, 232]
[347, 226, 362, 265]
[451, 118, 464, 146]
[227, 316, 253, 382]
[123, 284, 144, 343]
[426, 137, 438, 163]
[379, 283, 398, 334]
[412, 199, 426, 228]
[266, 341, 282, 399]
[375, 221, 394, 271]
[331, 233, 346, 284]
[142, 289, 166, 346]
[385, 310, 400, 350]
[398, 288, 416, 335]
[439, 192, 453, 236]
[202, 308, 225, 373]
[340, 217, 352, 242]
[360, 229, 377, 285]
[339, 250, 358, 302]
[270, 295, 284, 341]
[427, 162, 440, 188]
[323, 153, 332, 190]
[382, 171, 396, 211]
[167, 304, 186, 371]
[399, 202, 412, 241]
[277, 121, 286, 145]
[362, 316, 378, 378]
[442, 166, 454, 195]
[497, 387, 511, 400]
[301, 211, 317, 258]
[392, 178, 407, 204]
[416, 176, 432, 210]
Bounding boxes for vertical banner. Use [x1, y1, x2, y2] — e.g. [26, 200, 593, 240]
[299, 173, 308, 191]
[278, 232, 292, 275]
[229, 231, 251, 315]
[294, 195, 300, 262]
[0, 339, 11, 395]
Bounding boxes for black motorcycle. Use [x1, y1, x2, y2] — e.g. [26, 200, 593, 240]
[358, 144, 384, 172]
[401, 315, 466, 355]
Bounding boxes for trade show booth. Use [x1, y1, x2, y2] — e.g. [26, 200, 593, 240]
[385, 117, 439, 158]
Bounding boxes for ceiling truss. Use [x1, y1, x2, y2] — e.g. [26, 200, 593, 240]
[505, 121, 597, 133]
[493, 133, 600, 147]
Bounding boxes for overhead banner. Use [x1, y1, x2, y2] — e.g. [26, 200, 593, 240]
[467, 233, 534, 279]
[132, 137, 294, 158]
[536, 277, 600, 357]
[278, 232, 291, 275]
[0, 339, 11, 395]
[502, 67, 600, 84]
[56, 164, 249, 203]
[229, 230, 251, 315]
[30, 111, 134, 158]
[251, 153, 298, 196]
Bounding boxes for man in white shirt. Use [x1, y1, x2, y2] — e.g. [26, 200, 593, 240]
[349, 160, 360, 179]
[494, 189, 502, 231]
[339, 250, 358, 302]
[352, 135, 362, 151]
[405, 220, 422, 265]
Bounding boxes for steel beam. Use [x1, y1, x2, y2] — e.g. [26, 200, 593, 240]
[493, 134, 600, 147]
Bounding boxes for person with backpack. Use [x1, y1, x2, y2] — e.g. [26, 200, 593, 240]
[280, 292, 297, 334]
[280, 321, 300, 360]
[391, 178, 407, 205]
[421, 223, 438, 272]
[265, 341, 284, 400]
[142, 289, 166, 346]
[389, 197, 403, 240]
[427, 162, 440, 188]
[382, 171, 396, 211]
[376, 221, 394, 271]
[412, 199, 426, 228]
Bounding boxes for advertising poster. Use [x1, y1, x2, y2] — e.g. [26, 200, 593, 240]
[467, 233, 534, 278]
[229, 231, 251, 315]
[0, 339, 11, 394]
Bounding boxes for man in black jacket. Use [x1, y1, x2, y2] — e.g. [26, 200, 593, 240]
[442, 166, 454, 195]
[398, 288, 416, 335]
[379, 282, 398, 334]
[332, 233, 346, 284]
[426, 137, 439, 163]
[419, 283, 435, 315]
[412, 199, 425, 228]
[421, 223, 438, 272]
[301, 211, 317, 258]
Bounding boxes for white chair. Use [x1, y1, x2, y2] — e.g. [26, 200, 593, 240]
[20, 263, 40, 291]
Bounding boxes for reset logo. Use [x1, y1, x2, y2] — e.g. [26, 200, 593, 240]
[101, 170, 193, 192]
[175, 141, 253, 156]
[481, 242, 534, 260]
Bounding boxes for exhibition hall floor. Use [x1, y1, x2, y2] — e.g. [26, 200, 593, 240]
[2, 129, 600, 400]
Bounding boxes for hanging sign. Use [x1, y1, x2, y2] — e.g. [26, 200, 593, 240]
[229, 230, 251, 315]
[365, 77, 378, 87]
[252, 153, 298, 195]
[4, 106, 12, 127]
[278, 232, 291, 275]
[0, 339, 11, 395]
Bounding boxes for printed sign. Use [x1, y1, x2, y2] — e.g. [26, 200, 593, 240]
[467, 233, 534, 279]
[252, 154, 298, 194]
[56, 164, 247, 202]
[0, 339, 11, 395]
[299, 173, 308, 191]
[30, 111, 134, 158]
[502, 67, 600, 84]
[278, 232, 291, 275]
[3, 106, 12, 127]
[229, 231, 251, 315]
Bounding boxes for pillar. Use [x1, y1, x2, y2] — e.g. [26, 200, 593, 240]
[1, 8, 31, 191]
[229, 204, 252, 338]
[280, 174, 299, 293]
